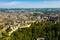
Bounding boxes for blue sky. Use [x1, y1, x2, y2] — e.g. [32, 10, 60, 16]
[0, 0, 60, 8]
[0, 0, 60, 2]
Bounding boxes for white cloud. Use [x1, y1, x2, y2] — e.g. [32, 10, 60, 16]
[0, 1, 60, 8]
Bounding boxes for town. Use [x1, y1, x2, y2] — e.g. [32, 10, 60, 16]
[0, 8, 60, 40]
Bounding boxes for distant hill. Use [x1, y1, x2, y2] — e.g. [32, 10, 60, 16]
[0, 8, 60, 11]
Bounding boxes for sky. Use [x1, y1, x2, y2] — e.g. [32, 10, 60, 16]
[0, 0, 60, 8]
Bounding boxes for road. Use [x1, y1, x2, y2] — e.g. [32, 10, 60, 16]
[8, 24, 31, 36]
[0, 26, 9, 34]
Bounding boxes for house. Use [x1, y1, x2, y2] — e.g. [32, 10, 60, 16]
[48, 16, 57, 23]
[37, 37, 45, 40]
[42, 17, 48, 22]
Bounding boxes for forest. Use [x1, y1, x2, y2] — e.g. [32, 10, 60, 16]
[0, 21, 60, 40]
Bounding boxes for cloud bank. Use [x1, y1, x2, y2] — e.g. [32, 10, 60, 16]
[0, 1, 60, 8]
